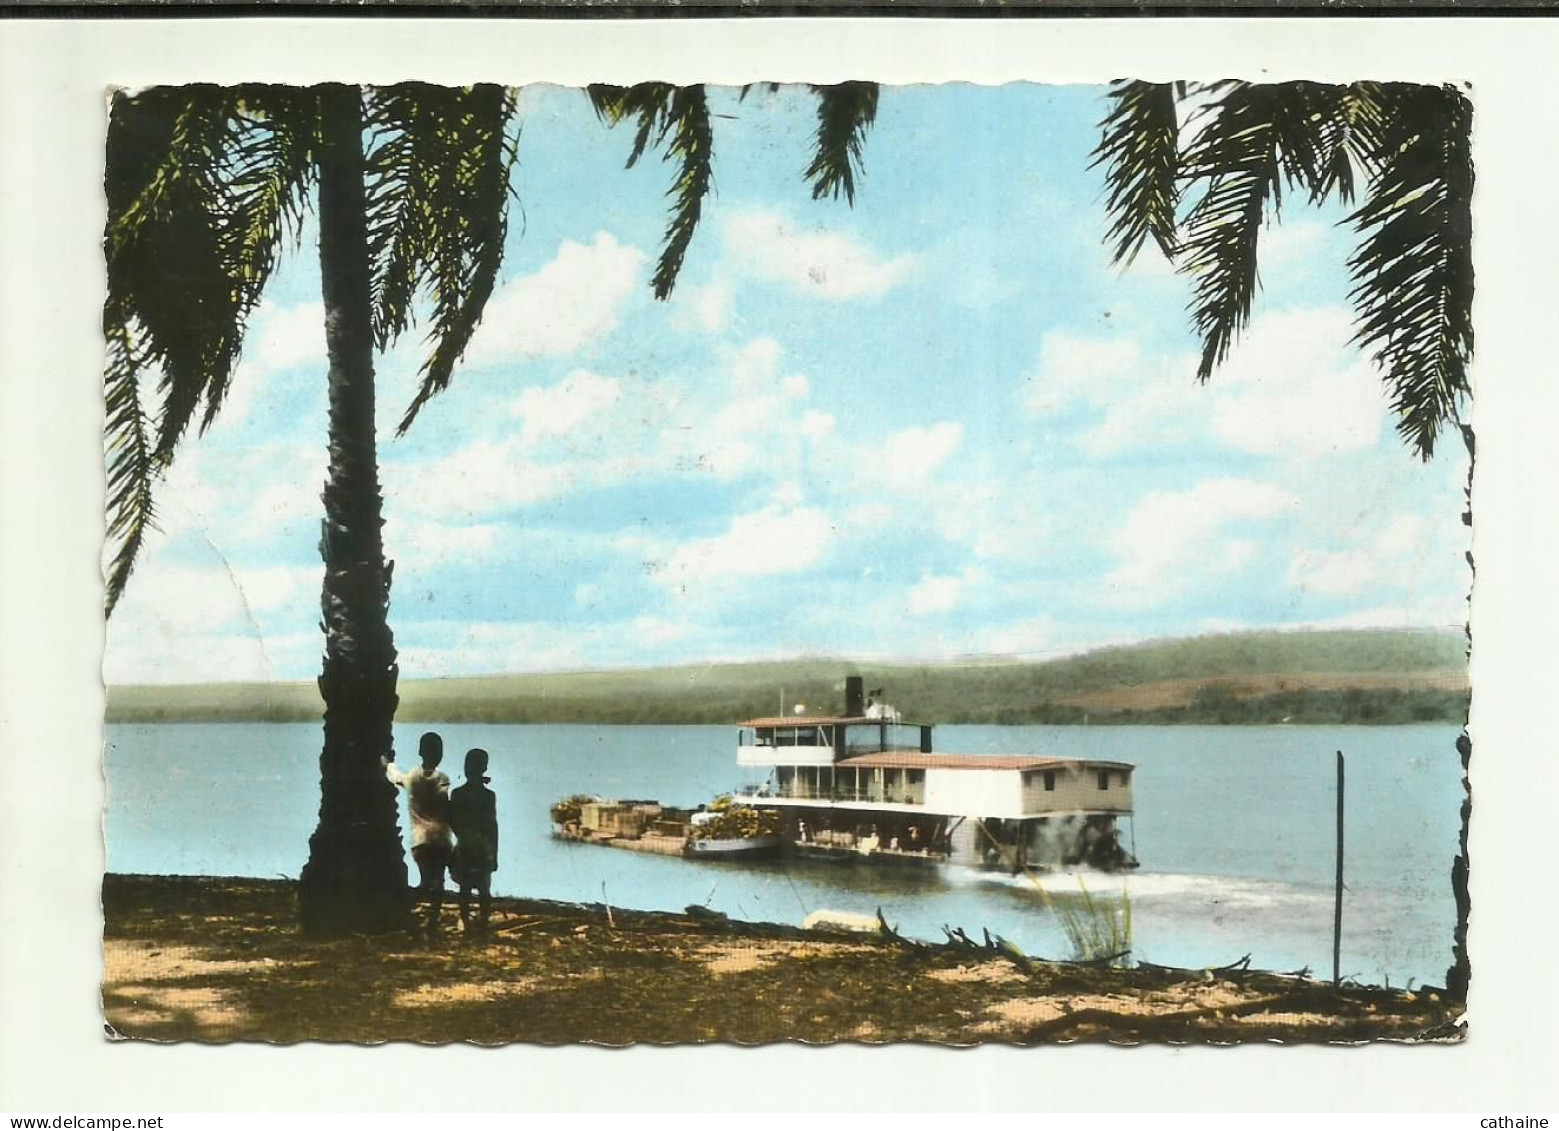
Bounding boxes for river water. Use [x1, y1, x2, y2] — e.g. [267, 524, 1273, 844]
[104, 721, 1463, 988]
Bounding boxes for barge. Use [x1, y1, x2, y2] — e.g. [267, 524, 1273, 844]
[552, 675, 1137, 873]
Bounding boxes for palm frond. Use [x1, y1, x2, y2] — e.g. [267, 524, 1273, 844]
[1093, 80, 1181, 266]
[104, 84, 312, 611]
[363, 86, 427, 351]
[1347, 83, 1474, 459]
[1309, 82, 1390, 207]
[1176, 83, 1290, 381]
[589, 82, 713, 300]
[1263, 81, 1347, 205]
[371, 84, 520, 434]
[588, 83, 673, 168]
[651, 85, 712, 300]
[805, 82, 879, 207]
[103, 313, 158, 615]
[200, 84, 318, 428]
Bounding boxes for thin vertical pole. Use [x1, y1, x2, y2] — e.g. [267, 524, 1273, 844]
[1333, 749, 1345, 988]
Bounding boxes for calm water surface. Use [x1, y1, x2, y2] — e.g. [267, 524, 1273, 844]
[104, 722, 1463, 988]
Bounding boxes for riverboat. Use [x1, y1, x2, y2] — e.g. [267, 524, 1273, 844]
[731, 677, 1137, 873]
[551, 675, 1137, 873]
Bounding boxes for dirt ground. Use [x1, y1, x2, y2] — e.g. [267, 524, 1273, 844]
[101, 874, 1464, 1046]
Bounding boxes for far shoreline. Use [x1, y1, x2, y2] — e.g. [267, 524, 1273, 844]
[106, 627, 1470, 728]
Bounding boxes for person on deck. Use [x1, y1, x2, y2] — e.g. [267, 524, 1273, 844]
[450, 748, 500, 935]
[384, 731, 452, 936]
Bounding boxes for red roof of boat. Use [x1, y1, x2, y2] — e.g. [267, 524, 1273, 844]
[838, 752, 1134, 771]
[738, 715, 874, 728]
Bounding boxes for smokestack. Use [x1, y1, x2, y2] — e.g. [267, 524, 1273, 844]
[845, 676, 864, 718]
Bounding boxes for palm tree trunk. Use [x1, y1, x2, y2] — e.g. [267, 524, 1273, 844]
[298, 83, 410, 936]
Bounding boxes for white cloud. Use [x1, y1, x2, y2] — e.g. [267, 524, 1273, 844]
[512, 369, 621, 441]
[1106, 478, 1295, 605]
[390, 338, 825, 515]
[671, 280, 732, 333]
[105, 556, 324, 684]
[800, 410, 836, 440]
[1023, 331, 1202, 456]
[1209, 308, 1386, 457]
[651, 504, 834, 591]
[464, 233, 646, 365]
[241, 478, 321, 531]
[729, 337, 783, 388]
[1262, 220, 1330, 267]
[233, 565, 319, 613]
[1288, 514, 1437, 598]
[980, 614, 1059, 658]
[208, 302, 327, 432]
[383, 516, 501, 571]
[249, 301, 326, 375]
[113, 558, 318, 636]
[1025, 332, 1141, 414]
[722, 209, 917, 300]
[103, 628, 285, 686]
[633, 615, 688, 645]
[906, 566, 986, 617]
[390, 437, 574, 519]
[1025, 307, 1388, 461]
[859, 422, 963, 488]
[1304, 603, 1469, 631]
[655, 339, 824, 481]
[397, 621, 589, 678]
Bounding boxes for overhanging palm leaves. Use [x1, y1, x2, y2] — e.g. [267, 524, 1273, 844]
[104, 84, 522, 612]
[1095, 80, 1474, 459]
[104, 85, 316, 613]
[805, 82, 880, 207]
[1095, 80, 1181, 267]
[589, 83, 714, 300]
[364, 84, 520, 434]
[590, 81, 882, 299]
[1348, 85, 1473, 459]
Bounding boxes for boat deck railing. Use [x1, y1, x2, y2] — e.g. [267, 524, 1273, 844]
[735, 784, 927, 806]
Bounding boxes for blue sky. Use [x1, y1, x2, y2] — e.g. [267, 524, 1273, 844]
[104, 83, 1470, 685]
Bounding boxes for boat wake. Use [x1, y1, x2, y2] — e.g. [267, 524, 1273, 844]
[949, 865, 1329, 912]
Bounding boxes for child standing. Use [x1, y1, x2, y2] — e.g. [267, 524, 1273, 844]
[384, 731, 453, 936]
[450, 747, 499, 934]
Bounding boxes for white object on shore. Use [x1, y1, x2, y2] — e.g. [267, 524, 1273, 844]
[803, 909, 881, 935]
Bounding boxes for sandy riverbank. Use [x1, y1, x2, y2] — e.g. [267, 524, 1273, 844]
[101, 874, 1463, 1045]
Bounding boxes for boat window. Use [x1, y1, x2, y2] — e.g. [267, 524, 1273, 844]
[1097, 770, 1110, 790]
[774, 726, 827, 747]
[1043, 770, 1056, 792]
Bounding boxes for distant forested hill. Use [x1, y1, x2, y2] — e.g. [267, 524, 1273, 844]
[106, 627, 1468, 726]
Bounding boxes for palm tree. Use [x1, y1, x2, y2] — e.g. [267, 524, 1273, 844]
[1093, 79, 1474, 1000]
[104, 81, 874, 935]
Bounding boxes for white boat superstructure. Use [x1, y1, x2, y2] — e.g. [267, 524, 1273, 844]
[733, 676, 1137, 871]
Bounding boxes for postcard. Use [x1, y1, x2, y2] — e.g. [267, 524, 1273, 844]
[2, 14, 1554, 1114]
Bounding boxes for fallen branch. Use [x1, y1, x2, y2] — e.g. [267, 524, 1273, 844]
[1211, 954, 1253, 976]
[875, 908, 922, 949]
[1080, 948, 1132, 967]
